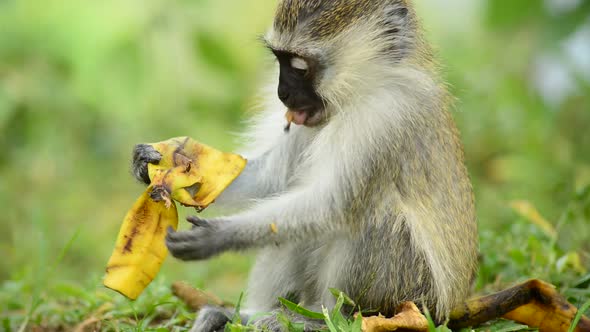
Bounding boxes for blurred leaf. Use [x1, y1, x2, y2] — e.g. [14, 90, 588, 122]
[543, 2, 590, 42]
[194, 32, 240, 73]
[485, 0, 544, 30]
[556, 252, 587, 275]
[510, 200, 557, 240]
[573, 274, 590, 289]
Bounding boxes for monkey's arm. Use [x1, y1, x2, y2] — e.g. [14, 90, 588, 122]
[212, 149, 288, 207]
[132, 135, 299, 206]
[166, 161, 352, 260]
[165, 114, 391, 260]
[215, 125, 316, 206]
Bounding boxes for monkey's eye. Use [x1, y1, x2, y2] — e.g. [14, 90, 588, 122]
[290, 57, 309, 72]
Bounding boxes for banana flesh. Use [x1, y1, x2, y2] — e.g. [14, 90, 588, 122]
[103, 137, 246, 300]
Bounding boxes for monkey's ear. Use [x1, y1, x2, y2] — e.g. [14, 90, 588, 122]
[383, 4, 410, 35]
[382, 3, 414, 59]
[388, 6, 409, 19]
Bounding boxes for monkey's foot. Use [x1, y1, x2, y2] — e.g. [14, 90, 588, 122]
[450, 279, 590, 332]
[361, 302, 428, 332]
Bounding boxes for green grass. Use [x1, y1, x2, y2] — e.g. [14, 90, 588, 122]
[1, 0, 589, 331]
[1, 196, 589, 331]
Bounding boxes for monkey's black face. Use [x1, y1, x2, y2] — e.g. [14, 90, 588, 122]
[272, 50, 325, 127]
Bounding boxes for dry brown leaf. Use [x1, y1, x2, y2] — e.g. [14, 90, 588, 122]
[361, 302, 428, 332]
[510, 200, 557, 239]
[171, 281, 227, 311]
[73, 317, 101, 332]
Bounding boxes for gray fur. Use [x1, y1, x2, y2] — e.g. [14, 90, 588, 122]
[134, 0, 479, 330]
[190, 306, 235, 332]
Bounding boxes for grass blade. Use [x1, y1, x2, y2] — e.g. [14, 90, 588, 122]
[323, 306, 338, 332]
[17, 229, 80, 332]
[278, 298, 324, 320]
[232, 292, 244, 324]
[568, 299, 590, 332]
[328, 288, 356, 306]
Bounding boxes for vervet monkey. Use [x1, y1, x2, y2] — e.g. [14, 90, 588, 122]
[132, 0, 478, 331]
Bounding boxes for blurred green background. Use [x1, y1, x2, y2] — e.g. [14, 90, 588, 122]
[1, 0, 589, 330]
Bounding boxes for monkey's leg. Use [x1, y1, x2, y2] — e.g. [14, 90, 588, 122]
[448, 279, 590, 332]
[244, 245, 310, 311]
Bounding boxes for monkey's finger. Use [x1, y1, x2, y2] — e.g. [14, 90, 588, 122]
[166, 226, 176, 235]
[133, 144, 162, 164]
[132, 144, 162, 184]
[136, 161, 151, 184]
[166, 228, 196, 243]
[166, 238, 195, 260]
[186, 216, 211, 228]
[166, 236, 211, 261]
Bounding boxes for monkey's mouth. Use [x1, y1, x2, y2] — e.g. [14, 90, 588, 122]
[285, 107, 325, 127]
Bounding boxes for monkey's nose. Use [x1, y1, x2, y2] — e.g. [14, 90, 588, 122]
[278, 87, 290, 103]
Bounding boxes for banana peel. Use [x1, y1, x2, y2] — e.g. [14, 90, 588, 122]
[103, 190, 178, 300]
[103, 137, 247, 300]
[449, 279, 590, 332]
[502, 280, 590, 332]
[148, 137, 247, 209]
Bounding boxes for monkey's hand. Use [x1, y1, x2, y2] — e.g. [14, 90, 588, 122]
[166, 216, 230, 261]
[131, 144, 162, 184]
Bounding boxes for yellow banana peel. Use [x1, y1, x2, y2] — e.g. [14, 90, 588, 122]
[147, 137, 247, 209]
[103, 190, 178, 300]
[103, 137, 246, 300]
